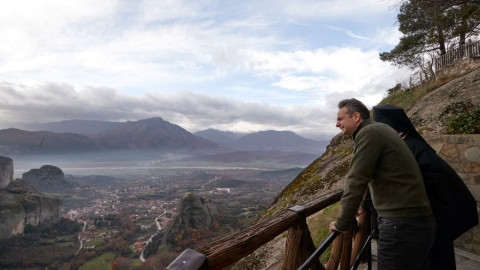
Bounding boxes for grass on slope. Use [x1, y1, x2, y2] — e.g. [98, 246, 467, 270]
[79, 252, 116, 270]
[378, 84, 432, 110]
[307, 203, 342, 263]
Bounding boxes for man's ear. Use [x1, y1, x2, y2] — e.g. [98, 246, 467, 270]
[353, 112, 362, 122]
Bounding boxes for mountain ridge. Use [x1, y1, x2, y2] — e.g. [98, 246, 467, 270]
[195, 129, 328, 155]
[0, 118, 219, 155]
[1, 119, 327, 163]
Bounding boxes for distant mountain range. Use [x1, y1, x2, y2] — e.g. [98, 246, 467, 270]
[21, 119, 124, 136]
[194, 129, 328, 154]
[3, 117, 218, 155]
[2, 117, 329, 165]
[0, 128, 100, 154]
[194, 129, 245, 145]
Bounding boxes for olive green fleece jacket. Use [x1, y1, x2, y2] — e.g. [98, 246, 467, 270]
[335, 118, 432, 231]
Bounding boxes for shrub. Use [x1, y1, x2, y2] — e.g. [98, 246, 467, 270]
[444, 106, 480, 134]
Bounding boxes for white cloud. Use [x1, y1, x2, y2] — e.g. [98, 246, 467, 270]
[139, 0, 215, 22]
[0, 82, 341, 138]
[325, 25, 370, 40]
[245, 46, 410, 103]
[374, 26, 403, 47]
[249, 0, 386, 19]
[0, 0, 412, 140]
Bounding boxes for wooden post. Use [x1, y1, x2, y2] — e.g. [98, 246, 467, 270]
[325, 224, 356, 270]
[282, 206, 323, 270]
[325, 233, 342, 270]
[467, 39, 473, 58]
[339, 227, 353, 270]
[350, 212, 369, 264]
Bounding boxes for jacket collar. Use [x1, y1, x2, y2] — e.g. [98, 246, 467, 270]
[353, 118, 373, 139]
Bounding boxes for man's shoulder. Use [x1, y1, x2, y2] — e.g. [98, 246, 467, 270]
[358, 120, 391, 135]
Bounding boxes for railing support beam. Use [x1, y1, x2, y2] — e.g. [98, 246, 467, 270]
[339, 228, 353, 270]
[350, 210, 370, 264]
[283, 206, 322, 270]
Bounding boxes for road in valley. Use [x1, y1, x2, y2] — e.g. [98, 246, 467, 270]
[140, 205, 167, 262]
[75, 221, 87, 255]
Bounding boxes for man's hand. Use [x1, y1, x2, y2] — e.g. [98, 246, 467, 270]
[329, 221, 338, 233]
[356, 206, 366, 217]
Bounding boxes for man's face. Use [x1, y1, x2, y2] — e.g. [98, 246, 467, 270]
[336, 107, 361, 136]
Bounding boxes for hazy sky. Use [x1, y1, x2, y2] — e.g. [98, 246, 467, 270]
[0, 0, 411, 140]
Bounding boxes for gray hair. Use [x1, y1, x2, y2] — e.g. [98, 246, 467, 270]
[338, 98, 370, 120]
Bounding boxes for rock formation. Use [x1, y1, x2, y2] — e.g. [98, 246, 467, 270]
[173, 193, 216, 230]
[407, 69, 480, 134]
[164, 193, 217, 248]
[175, 194, 216, 229]
[0, 156, 13, 188]
[0, 156, 62, 240]
[22, 165, 76, 192]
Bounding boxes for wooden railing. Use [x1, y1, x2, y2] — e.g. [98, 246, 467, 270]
[435, 40, 480, 71]
[167, 189, 375, 270]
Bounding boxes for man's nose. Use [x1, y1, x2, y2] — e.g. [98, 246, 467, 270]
[336, 121, 340, 127]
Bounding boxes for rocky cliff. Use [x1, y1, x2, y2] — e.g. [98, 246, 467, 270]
[22, 165, 76, 193]
[0, 180, 62, 240]
[0, 156, 13, 188]
[403, 69, 480, 134]
[168, 193, 216, 231]
[0, 156, 62, 240]
[164, 193, 217, 249]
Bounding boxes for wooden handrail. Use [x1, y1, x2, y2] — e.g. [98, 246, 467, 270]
[435, 40, 480, 70]
[195, 189, 343, 269]
[166, 189, 379, 270]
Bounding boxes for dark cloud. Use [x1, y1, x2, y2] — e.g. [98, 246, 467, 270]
[0, 82, 337, 140]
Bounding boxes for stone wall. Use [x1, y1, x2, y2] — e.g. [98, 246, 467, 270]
[424, 134, 480, 255]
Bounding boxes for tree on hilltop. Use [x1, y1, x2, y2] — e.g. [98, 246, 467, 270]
[380, 0, 480, 76]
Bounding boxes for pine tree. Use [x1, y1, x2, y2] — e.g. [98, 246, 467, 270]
[380, 0, 480, 69]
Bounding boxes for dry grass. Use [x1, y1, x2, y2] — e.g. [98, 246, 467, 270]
[306, 203, 341, 263]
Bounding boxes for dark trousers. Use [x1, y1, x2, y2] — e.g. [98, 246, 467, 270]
[377, 216, 436, 270]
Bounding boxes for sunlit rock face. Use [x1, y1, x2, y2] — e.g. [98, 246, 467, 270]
[0, 179, 62, 240]
[0, 191, 25, 238]
[0, 156, 13, 188]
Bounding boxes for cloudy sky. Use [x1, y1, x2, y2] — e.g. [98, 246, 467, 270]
[0, 0, 411, 140]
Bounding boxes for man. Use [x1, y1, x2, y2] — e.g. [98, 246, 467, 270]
[329, 98, 436, 270]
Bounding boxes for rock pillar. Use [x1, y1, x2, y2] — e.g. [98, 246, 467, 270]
[0, 156, 13, 188]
